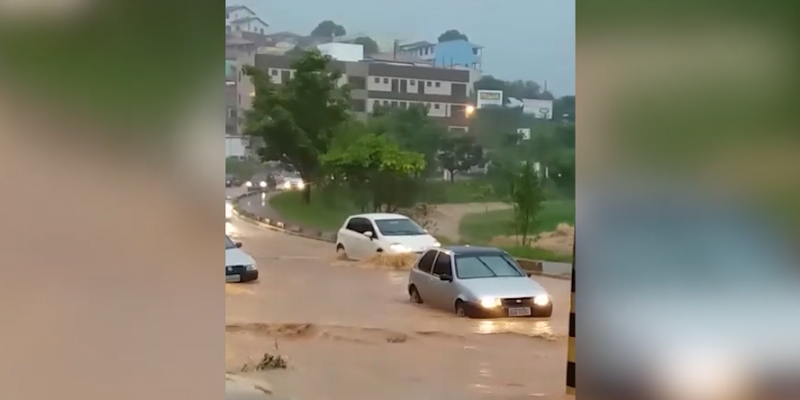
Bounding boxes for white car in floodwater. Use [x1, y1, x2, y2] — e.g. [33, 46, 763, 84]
[335, 213, 440, 260]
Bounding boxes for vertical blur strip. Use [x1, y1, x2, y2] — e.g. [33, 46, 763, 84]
[578, 1, 799, 400]
[0, 0, 223, 400]
[566, 235, 575, 395]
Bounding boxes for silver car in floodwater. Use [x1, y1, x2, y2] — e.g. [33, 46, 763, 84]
[407, 246, 552, 318]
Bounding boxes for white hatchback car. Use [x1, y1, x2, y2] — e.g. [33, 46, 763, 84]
[335, 213, 440, 260]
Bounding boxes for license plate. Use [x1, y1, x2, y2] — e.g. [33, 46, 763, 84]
[508, 307, 532, 317]
[226, 275, 241, 283]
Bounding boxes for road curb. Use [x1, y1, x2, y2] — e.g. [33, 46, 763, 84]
[231, 192, 571, 281]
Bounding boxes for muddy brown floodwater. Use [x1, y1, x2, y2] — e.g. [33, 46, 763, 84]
[225, 192, 572, 400]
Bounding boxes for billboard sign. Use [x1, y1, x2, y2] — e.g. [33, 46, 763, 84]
[476, 90, 504, 108]
[522, 99, 553, 119]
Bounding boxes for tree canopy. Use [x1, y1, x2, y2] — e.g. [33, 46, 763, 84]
[438, 29, 469, 42]
[351, 36, 379, 55]
[310, 20, 346, 38]
[322, 133, 425, 212]
[243, 50, 351, 202]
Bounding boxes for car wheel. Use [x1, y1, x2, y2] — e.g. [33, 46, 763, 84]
[455, 300, 468, 318]
[336, 244, 348, 259]
[408, 285, 423, 304]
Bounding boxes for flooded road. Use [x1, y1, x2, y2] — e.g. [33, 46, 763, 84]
[226, 190, 572, 400]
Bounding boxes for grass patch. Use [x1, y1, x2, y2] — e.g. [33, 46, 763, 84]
[459, 200, 575, 243]
[500, 245, 574, 263]
[268, 190, 357, 231]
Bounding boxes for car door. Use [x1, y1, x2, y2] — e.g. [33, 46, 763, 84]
[428, 252, 457, 310]
[360, 218, 382, 255]
[348, 217, 374, 259]
[410, 250, 438, 302]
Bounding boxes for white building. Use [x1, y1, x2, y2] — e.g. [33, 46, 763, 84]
[225, 5, 269, 35]
[316, 43, 364, 62]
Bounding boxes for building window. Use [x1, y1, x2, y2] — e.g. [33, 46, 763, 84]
[270, 69, 277, 76]
[382, 100, 388, 105]
[473, 47, 479, 55]
[374, 77, 380, 83]
[373, 100, 380, 108]
[435, 82, 441, 88]
[434, 103, 440, 109]
[391, 101, 398, 107]
[383, 78, 389, 84]
[348, 76, 366, 90]
[351, 99, 366, 112]
[426, 81, 432, 87]
[400, 102, 407, 108]
[228, 108, 237, 118]
[409, 80, 416, 85]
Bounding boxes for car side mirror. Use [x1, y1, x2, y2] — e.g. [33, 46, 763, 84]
[235, 242, 243, 248]
[526, 272, 533, 277]
[363, 231, 374, 239]
[439, 274, 453, 282]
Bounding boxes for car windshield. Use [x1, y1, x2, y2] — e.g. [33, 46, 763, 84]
[225, 236, 237, 250]
[375, 218, 426, 236]
[455, 254, 526, 279]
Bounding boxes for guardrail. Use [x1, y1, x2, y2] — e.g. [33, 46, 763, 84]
[231, 191, 569, 280]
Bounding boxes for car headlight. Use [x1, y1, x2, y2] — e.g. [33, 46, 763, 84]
[389, 243, 410, 253]
[282, 182, 291, 189]
[479, 297, 501, 308]
[245, 181, 253, 187]
[432, 241, 441, 247]
[533, 295, 550, 306]
[297, 181, 305, 188]
[259, 181, 267, 187]
[245, 264, 257, 271]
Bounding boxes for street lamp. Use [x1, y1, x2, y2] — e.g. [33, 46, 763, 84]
[465, 104, 475, 117]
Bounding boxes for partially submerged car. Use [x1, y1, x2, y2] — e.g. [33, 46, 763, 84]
[407, 246, 552, 318]
[225, 235, 258, 282]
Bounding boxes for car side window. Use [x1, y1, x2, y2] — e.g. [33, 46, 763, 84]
[432, 253, 452, 276]
[346, 218, 366, 233]
[416, 250, 438, 274]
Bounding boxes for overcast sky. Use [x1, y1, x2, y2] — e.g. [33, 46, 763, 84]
[230, 0, 575, 96]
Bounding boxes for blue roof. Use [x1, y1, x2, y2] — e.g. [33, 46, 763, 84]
[433, 39, 480, 68]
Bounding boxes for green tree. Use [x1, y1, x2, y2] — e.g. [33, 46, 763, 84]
[243, 50, 351, 203]
[437, 136, 484, 181]
[368, 105, 445, 177]
[507, 160, 545, 245]
[352, 36, 380, 55]
[310, 20, 346, 38]
[322, 134, 425, 212]
[438, 29, 469, 42]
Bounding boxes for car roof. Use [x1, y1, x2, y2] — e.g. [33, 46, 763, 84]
[439, 245, 507, 256]
[349, 213, 409, 221]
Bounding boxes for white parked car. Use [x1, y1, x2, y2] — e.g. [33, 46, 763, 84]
[225, 235, 258, 282]
[335, 213, 440, 260]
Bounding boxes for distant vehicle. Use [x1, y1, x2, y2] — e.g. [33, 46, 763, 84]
[225, 235, 258, 283]
[275, 172, 305, 191]
[225, 174, 241, 188]
[244, 174, 268, 192]
[335, 213, 440, 260]
[225, 201, 233, 221]
[407, 246, 552, 318]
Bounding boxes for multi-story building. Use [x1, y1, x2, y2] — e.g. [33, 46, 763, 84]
[225, 5, 269, 35]
[396, 39, 484, 93]
[248, 53, 471, 131]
